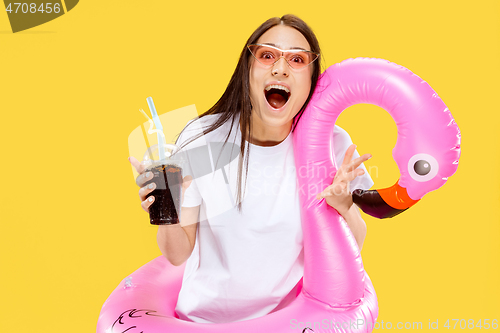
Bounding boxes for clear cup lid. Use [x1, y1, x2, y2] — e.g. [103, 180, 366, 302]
[142, 144, 184, 167]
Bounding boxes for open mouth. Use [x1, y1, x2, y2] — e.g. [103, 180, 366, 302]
[264, 84, 290, 110]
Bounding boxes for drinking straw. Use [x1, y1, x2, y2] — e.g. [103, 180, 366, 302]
[146, 97, 167, 160]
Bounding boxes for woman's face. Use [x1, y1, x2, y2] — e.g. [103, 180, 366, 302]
[249, 25, 313, 132]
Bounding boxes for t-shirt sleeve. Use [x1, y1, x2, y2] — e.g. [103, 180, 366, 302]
[176, 119, 203, 208]
[332, 125, 374, 192]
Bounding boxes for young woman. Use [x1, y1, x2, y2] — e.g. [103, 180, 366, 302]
[129, 15, 373, 324]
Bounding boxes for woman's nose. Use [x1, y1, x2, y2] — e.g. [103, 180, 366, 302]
[272, 57, 289, 77]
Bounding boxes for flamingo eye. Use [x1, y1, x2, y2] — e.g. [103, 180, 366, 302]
[414, 160, 431, 176]
[408, 153, 439, 182]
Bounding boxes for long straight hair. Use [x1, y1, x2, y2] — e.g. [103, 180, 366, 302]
[178, 14, 322, 211]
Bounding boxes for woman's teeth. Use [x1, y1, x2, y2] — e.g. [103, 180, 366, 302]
[265, 84, 290, 94]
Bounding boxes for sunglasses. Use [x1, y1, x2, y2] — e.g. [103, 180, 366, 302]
[247, 44, 319, 70]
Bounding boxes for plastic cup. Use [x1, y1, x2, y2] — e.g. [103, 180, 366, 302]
[142, 144, 184, 225]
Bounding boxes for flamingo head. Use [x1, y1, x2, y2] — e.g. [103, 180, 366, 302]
[353, 110, 461, 219]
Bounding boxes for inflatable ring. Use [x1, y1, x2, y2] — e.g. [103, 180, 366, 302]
[97, 58, 460, 333]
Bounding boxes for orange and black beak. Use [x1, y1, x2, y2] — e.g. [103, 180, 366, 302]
[352, 181, 420, 219]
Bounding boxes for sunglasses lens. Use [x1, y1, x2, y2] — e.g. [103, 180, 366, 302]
[249, 45, 317, 69]
[285, 52, 314, 69]
[249, 45, 280, 66]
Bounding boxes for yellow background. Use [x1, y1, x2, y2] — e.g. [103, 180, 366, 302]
[1, 0, 499, 331]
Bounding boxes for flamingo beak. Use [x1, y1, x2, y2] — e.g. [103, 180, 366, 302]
[352, 181, 420, 219]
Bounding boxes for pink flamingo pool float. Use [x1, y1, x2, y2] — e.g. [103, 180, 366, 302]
[97, 58, 461, 333]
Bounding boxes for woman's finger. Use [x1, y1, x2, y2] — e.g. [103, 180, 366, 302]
[141, 196, 155, 213]
[316, 182, 347, 199]
[345, 168, 366, 182]
[128, 156, 145, 173]
[139, 182, 156, 201]
[182, 175, 193, 191]
[135, 170, 154, 187]
[352, 153, 372, 168]
[316, 184, 334, 199]
[341, 144, 357, 168]
[315, 187, 328, 200]
[129, 156, 154, 186]
[344, 153, 372, 173]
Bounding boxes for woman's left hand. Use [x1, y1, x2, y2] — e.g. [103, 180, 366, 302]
[316, 144, 372, 216]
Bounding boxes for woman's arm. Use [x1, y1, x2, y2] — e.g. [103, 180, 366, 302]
[157, 205, 200, 266]
[128, 156, 200, 266]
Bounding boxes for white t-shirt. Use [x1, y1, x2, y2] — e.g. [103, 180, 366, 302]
[174, 114, 374, 323]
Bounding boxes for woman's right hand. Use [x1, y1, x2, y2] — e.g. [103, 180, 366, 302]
[128, 156, 193, 213]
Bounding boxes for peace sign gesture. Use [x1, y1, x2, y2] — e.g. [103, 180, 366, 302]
[316, 144, 372, 216]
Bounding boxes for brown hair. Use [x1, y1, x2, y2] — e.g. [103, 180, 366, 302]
[178, 14, 322, 211]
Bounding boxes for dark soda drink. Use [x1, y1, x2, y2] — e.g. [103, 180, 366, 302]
[145, 163, 183, 225]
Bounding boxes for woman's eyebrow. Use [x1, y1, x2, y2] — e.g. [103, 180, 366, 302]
[261, 42, 308, 51]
